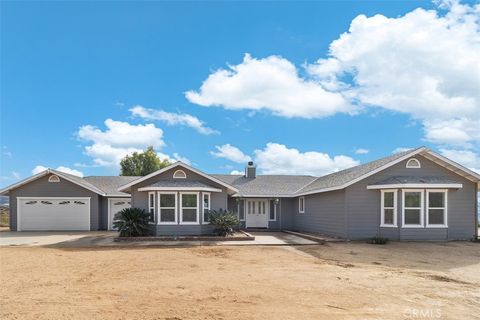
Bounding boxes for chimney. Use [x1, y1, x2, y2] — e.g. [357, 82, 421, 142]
[245, 161, 256, 178]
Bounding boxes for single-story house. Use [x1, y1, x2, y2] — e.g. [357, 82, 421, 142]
[1, 146, 479, 240]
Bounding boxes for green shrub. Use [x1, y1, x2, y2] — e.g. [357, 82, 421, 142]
[113, 208, 151, 237]
[368, 237, 388, 245]
[208, 209, 240, 237]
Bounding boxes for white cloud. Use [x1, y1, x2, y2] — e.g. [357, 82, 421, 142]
[424, 118, 480, 147]
[78, 119, 164, 149]
[439, 148, 480, 173]
[230, 170, 243, 175]
[32, 165, 84, 177]
[156, 152, 191, 165]
[187, 2, 480, 158]
[355, 148, 369, 155]
[186, 54, 353, 118]
[254, 143, 359, 176]
[77, 119, 165, 167]
[210, 144, 252, 163]
[130, 105, 219, 135]
[392, 147, 414, 154]
[11, 171, 20, 179]
[308, 1, 480, 148]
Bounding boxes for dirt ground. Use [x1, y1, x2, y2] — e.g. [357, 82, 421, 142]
[0, 242, 479, 320]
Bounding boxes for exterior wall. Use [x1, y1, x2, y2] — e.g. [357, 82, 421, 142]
[345, 155, 477, 240]
[130, 166, 230, 235]
[290, 190, 346, 238]
[8, 174, 101, 231]
[279, 198, 295, 230]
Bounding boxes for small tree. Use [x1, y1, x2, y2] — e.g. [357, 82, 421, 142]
[208, 209, 240, 236]
[120, 146, 170, 176]
[113, 208, 151, 237]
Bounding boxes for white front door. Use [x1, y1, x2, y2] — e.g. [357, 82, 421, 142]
[245, 199, 268, 228]
[108, 198, 131, 230]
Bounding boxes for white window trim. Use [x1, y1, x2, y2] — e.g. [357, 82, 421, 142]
[238, 200, 245, 221]
[426, 189, 448, 228]
[269, 200, 276, 221]
[173, 170, 187, 179]
[179, 192, 199, 225]
[402, 189, 424, 228]
[48, 175, 60, 183]
[202, 192, 211, 224]
[148, 192, 155, 223]
[299, 197, 305, 213]
[380, 189, 397, 227]
[406, 158, 421, 168]
[158, 192, 177, 225]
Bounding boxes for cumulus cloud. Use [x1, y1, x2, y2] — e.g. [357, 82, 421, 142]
[230, 170, 243, 175]
[213, 143, 359, 176]
[186, 54, 353, 118]
[77, 119, 166, 167]
[32, 165, 84, 177]
[188, 1, 480, 166]
[439, 148, 480, 173]
[355, 148, 369, 155]
[254, 143, 359, 176]
[210, 144, 252, 163]
[130, 105, 219, 135]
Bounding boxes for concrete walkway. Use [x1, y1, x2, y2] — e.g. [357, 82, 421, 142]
[0, 231, 319, 247]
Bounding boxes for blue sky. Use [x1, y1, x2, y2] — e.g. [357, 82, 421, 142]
[1, 0, 479, 185]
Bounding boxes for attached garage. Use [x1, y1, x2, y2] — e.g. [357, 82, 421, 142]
[17, 197, 91, 231]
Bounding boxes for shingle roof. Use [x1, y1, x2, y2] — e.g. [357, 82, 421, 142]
[295, 147, 424, 194]
[211, 175, 317, 196]
[370, 176, 460, 185]
[83, 176, 141, 196]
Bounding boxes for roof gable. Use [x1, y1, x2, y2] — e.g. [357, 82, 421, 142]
[117, 162, 238, 193]
[0, 169, 106, 196]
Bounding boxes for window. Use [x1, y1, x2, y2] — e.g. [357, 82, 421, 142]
[148, 192, 155, 222]
[41, 201, 53, 205]
[238, 200, 245, 221]
[381, 190, 397, 227]
[203, 192, 210, 224]
[159, 193, 177, 224]
[48, 175, 60, 183]
[25, 201, 37, 205]
[173, 170, 187, 179]
[299, 197, 305, 213]
[180, 192, 198, 224]
[59, 201, 71, 205]
[269, 200, 276, 221]
[74, 201, 86, 205]
[402, 190, 424, 227]
[426, 190, 447, 227]
[406, 158, 421, 168]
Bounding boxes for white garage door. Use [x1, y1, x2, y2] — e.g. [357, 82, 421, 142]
[18, 197, 90, 231]
[108, 198, 131, 230]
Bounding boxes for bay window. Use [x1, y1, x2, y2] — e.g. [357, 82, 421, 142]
[381, 190, 397, 227]
[402, 190, 424, 227]
[426, 190, 448, 227]
[180, 192, 199, 224]
[159, 192, 177, 224]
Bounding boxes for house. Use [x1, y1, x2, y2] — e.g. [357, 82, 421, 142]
[1, 146, 479, 240]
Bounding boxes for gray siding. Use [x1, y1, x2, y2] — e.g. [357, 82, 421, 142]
[345, 155, 477, 240]
[290, 190, 346, 237]
[130, 166, 230, 235]
[9, 174, 101, 231]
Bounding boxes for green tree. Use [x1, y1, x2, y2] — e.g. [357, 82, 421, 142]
[120, 146, 170, 176]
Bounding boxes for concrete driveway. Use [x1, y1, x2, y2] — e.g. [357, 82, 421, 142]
[0, 231, 116, 247]
[0, 231, 319, 247]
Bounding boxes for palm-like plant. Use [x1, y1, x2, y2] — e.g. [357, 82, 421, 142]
[208, 209, 240, 236]
[113, 208, 151, 237]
